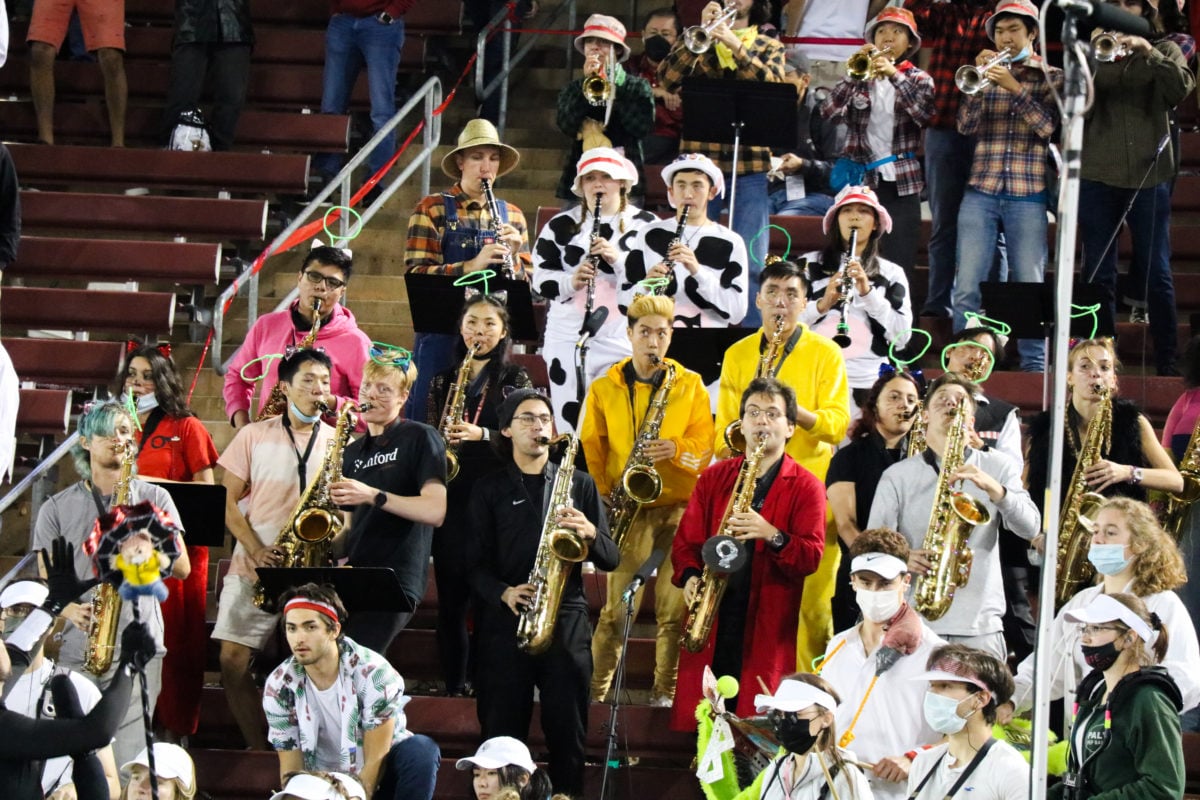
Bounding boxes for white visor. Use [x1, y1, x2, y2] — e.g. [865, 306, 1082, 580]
[754, 679, 838, 714]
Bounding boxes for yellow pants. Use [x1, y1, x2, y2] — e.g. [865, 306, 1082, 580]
[591, 503, 687, 701]
[796, 527, 841, 672]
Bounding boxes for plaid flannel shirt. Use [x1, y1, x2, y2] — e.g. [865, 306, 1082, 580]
[905, 0, 996, 130]
[404, 184, 531, 276]
[656, 32, 786, 175]
[820, 61, 934, 196]
[957, 57, 1063, 198]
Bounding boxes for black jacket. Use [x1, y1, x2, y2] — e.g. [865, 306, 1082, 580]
[0, 144, 20, 269]
[173, 0, 254, 46]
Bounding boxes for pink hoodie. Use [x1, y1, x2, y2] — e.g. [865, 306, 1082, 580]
[223, 302, 371, 422]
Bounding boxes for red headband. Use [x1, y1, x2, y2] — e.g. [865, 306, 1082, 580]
[283, 598, 341, 626]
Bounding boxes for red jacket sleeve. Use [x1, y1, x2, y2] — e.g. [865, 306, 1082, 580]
[760, 459, 826, 582]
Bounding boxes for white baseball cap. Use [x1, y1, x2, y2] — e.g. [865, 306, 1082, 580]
[0, 579, 48, 609]
[121, 743, 196, 794]
[455, 736, 538, 773]
[849, 553, 908, 580]
[661, 153, 726, 207]
[754, 679, 838, 714]
[268, 772, 366, 800]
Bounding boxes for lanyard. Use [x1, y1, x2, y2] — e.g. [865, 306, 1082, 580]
[89, 482, 113, 516]
[907, 738, 997, 800]
[282, 414, 320, 493]
[760, 326, 803, 377]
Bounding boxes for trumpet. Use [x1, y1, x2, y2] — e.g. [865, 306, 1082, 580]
[846, 46, 894, 81]
[955, 48, 1013, 95]
[683, 2, 738, 54]
[582, 54, 612, 106]
[1093, 32, 1129, 63]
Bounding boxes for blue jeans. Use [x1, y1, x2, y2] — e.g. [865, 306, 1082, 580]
[768, 189, 835, 217]
[404, 332, 458, 425]
[315, 13, 405, 178]
[708, 171, 769, 328]
[953, 188, 1048, 371]
[1079, 178, 1177, 373]
[375, 734, 441, 800]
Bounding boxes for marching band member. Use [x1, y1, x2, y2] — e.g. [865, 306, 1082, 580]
[868, 373, 1039, 659]
[223, 246, 370, 429]
[670, 378, 827, 731]
[716, 257, 850, 670]
[906, 645, 1029, 799]
[798, 185, 913, 407]
[330, 351, 447, 653]
[617, 154, 749, 328]
[580, 294, 714, 706]
[427, 292, 532, 697]
[825, 368, 922, 632]
[533, 148, 656, 432]
[30, 401, 190, 765]
[1004, 497, 1200, 720]
[465, 388, 620, 796]
[213, 348, 336, 751]
[817, 529, 944, 798]
[117, 344, 219, 742]
[404, 119, 530, 423]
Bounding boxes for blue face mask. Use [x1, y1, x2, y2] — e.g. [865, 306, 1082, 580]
[290, 401, 322, 425]
[136, 393, 159, 414]
[1010, 44, 1033, 63]
[1087, 543, 1131, 576]
[923, 690, 975, 735]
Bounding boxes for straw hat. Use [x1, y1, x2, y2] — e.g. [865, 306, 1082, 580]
[440, 119, 521, 180]
[574, 14, 631, 62]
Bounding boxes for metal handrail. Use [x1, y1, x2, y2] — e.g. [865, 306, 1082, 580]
[212, 76, 444, 375]
[475, 0, 577, 135]
[0, 436, 75, 515]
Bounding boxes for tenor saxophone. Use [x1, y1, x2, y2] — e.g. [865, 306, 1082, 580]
[608, 359, 676, 549]
[516, 435, 589, 655]
[681, 433, 767, 653]
[1162, 412, 1200, 541]
[253, 401, 366, 611]
[84, 440, 136, 675]
[439, 342, 481, 482]
[257, 298, 323, 421]
[1055, 384, 1112, 608]
[912, 401, 990, 621]
[725, 315, 786, 455]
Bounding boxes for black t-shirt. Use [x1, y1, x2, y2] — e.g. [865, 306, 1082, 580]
[341, 419, 447, 603]
[826, 431, 905, 525]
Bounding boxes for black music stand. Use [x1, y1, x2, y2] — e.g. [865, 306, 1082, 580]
[157, 482, 227, 546]
[255, 567, 415, 613]
[404, 273, 538, 342]
[680, 78, 798, 222]
[669, 327, 749, 386]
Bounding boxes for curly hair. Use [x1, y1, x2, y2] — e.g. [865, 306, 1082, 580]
[849, 528, 910, 563]
[1096, 497, 1187, 596]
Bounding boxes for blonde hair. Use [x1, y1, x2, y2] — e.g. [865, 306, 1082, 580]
[362, 357, 417, 394]
[1067, 338, 1120, 378]
[120, 776, 195, 800]
[1096, 497, 1188, 595]
[1104, 592, 1170, 667]
[627, 294, 675, 325]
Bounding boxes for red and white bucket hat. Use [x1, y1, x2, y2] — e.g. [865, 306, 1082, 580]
[574, 14, 631, 62]
[822, 185, 894, 235]
[985, 0, 1040, 42]
[571, 147, 638, 196]
[863, 7, 922, 61]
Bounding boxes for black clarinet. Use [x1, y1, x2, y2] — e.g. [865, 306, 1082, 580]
[480, 177, 514, 278]
[656, 204, 690, 296]
[582, 192, 603, 331]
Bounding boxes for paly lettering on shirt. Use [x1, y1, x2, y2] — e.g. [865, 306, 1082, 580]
[354, 449, 399, 471]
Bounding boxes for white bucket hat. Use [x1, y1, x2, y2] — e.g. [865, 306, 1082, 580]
[571, 147, 638, 196]
[822, 184, 894, 235]
[661, 153, 725, 208]
[574, 14, 631, 62]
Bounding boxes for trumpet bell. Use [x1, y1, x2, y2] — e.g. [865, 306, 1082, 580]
[1093, 32, 1126, 62]
[683, 26, 713, 53]
[582, 74, 611, 106]
[549, 527, 589, 563]
[295, 508, 340, 543]
[846, 51, 873, 81]
[954, 64, 988, 95]
[622, 464, 663, 505]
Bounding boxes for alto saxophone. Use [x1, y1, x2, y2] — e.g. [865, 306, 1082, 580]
[1055, 384, 1112, 608]
[253, 401, 366, 611]
[725, 315, 786, 455]
[517, 435, 589, 655]
[440, 342, 481, 482]
[257, 298, 323, 421]
[84, 439, 136, 675]
[905, 401, 927, 459]
[681, 433, 768, 653]
[1162, 412, 1200, 541]
[480, 178, 515, 278]
[608, 359, 676, 549]
[913, 401, 990, 621]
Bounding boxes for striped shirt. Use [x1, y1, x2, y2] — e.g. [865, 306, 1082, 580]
[404, 183, 531, 276]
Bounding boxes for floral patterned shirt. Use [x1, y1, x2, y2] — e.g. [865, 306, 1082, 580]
[263, 637, 411, 774]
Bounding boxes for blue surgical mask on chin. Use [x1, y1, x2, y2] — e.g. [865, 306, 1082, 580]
[290, 401, 322, 424]
[923, 690, 976, 735]
[1087, 543, 1131, 576]
[136, 393, 160, 414]
[1010, 44, 1033, 63]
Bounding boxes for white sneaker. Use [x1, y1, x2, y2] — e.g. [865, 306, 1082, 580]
[650, 694, 673, 707]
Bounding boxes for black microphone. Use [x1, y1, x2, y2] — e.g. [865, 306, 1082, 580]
[1057, 0, 1153, 37]
[621, 549, 665, 604]
[576, 306, 609, 349]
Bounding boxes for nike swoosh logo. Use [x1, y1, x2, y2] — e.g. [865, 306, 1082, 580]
[512, 499, 526, 505]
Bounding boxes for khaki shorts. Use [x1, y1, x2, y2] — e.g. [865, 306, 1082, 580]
[27, 0, 126, 52]
[212, 574, 278, 651]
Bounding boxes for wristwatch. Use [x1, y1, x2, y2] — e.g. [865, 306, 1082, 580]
[769, 530, 787, 549]
[377, 11, 395, 24]
[1130, 467, 1144, 486]
[480, 427, 490, 442]
[374, 491, 388, 508]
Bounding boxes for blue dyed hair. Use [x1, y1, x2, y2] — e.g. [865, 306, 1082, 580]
[70, 402, 134, 481]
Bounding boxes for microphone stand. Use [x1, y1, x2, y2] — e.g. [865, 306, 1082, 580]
[599, 589, 638, 800]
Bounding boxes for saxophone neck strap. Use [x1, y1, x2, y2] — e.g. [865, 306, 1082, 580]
[89, 482, 112, 517]
[907, 737, 997, 800]
[282, 413, 320, 494]
[759, 326, 803, 376]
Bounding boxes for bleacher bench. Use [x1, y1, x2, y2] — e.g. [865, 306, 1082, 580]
[3, 338, 126, 387]
[21, 191, 268, 240]
[7, 237, 222, 284]
[15, 389, 72, 434]
[0, 288, 176, 335]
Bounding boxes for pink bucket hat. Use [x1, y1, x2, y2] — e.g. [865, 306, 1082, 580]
[864, 7, 922, 61]
[985, 0, 1040, 42]
[575, 14, 631, 62]
[822, 185, 894, 235]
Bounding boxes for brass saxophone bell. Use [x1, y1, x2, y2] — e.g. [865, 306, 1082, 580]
[622, 464, 663, 505]
[447, 451, 460, 482]
[724, 420, 747, 456]
[550, 527, 589, 563]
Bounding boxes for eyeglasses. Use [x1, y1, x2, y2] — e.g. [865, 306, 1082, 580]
[512, 413, 553, 427]
[745, 407, 786, 422]
[303, 270, 347, 290]
[1080, 624, 1122, 637]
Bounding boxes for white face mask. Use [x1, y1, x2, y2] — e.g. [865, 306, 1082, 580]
[136, 393, 160, 414]
[855, 586, 902, 623]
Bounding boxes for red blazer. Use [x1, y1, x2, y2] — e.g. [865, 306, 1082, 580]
[670, 453, 827, 731]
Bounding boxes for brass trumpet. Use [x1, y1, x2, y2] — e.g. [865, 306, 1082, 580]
[582, 54, 612, 106]
[846, 46, 894, 81]
[683, 2, 738, 54]
[1093, 32, 1129, 63]
[955, 48, 1013, 95]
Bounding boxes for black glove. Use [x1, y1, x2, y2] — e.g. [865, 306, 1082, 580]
[118, 622, 156, 671]
[43, 537, 100, 615]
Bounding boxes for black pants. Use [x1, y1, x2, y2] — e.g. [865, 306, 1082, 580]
[475, 607, 592, 797]
[432, 527, 473, 693]
[161, 42, 252, 151]
[874, 179, 921, 279]
[344, 609, 415, 654]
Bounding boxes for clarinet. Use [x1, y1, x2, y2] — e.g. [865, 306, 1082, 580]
[582, 192, 603, 331]
[832, 228, 856, 348]
[656, 204, 690, 296]
[480, 177, 514, 278]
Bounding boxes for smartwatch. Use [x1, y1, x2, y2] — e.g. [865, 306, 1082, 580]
[1130, 467, 1144, 486]
[374, 491, 388, 508]
[377, 11, 395, 24]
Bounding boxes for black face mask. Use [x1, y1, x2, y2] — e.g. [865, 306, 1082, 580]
[643, 35, 672, 62]
[1081, 641, 1120, 671]
[771, 713, 821, 755]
